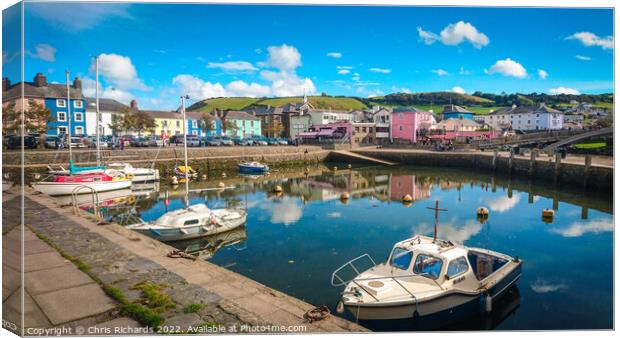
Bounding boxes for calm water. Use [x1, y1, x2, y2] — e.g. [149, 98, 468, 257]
[79, 165, 613, 331]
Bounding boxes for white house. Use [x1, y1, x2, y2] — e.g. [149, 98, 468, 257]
[85, 98, 130, 136]
[307, 109, 352, 125]
[482, 103, 564, 131]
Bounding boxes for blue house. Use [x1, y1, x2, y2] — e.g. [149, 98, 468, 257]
[187, 111, 222, 137]
[441, 104, 474, 121]
[2, 73, 87, 136]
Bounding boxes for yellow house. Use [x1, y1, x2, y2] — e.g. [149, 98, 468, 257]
[141, 110, 184, 137]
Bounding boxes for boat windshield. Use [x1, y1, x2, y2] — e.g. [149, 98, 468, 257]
[389, 247, 413, 270]
[413, 254, 443, 280]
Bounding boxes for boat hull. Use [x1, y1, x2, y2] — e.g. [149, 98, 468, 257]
[130, 213, 246, 242]
[32, 180, 132, 196]
[238, 166, 269, 172]
[344, 262, 523, 321]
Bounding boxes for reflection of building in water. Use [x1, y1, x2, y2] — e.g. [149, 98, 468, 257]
[169, 227, 247, 260]
[389, 175, 432, 202]
[440, 181, 463, 191]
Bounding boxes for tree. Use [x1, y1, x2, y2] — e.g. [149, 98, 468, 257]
[24, 101, 52, 134]
[200, 112, 215, 136]
[222, 119, 238, 136]
[134, 110, 156, 135]
[2, 102, 19, 136]
[109, 113, 125, 136]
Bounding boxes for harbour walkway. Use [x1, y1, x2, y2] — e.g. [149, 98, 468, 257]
[2, 188, 367, 334]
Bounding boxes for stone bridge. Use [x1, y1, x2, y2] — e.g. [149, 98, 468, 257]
[541, 128, 613, 152]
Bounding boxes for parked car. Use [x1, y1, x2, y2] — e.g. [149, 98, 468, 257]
[169, 134, 184, 145]
[205, 136, 221, 146]
[86, 136, 108, 148]
[147, 136, 165, 147]
[255, 139, 268, 146]
[6, 135, 38, 149]
[233, 137, 251, 146]
[219, 136, 234, 146]
[277, 138, 289, 145]
[130, 137, 145, 147]
[186, 134, 202, 147]
[44, 135, 62, 149]
[120, 135, 136, 147]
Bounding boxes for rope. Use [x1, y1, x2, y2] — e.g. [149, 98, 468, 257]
[167, 249, 197, 261]
[303, 305, 330, 323]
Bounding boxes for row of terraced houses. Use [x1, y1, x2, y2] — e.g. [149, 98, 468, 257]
[3, 72, 573, 146]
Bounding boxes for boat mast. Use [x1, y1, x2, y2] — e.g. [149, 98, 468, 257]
[426, 200, 447, 242]
[95, 56, 101, 166]
[181, 94, 190, 208]
[66, 71, 73, 163]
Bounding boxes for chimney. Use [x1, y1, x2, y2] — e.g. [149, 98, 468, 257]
[73, 77, 82, 90]
[2, 77, 10, 91]
[130, 99, 138, 110]
[33, 73, 47, 87]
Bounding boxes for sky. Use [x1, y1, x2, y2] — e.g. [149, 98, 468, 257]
[2, 2, 614, 109]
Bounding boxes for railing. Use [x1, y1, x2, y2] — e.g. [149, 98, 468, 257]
[71, 185, 100, 219]
[331, 253, 377, 287]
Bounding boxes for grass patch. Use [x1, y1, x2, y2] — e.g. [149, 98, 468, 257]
[257, 96, 368, 110]
[28, 227, 168, 329]
[190, 97, 259, 112]
[131, 281, 176, 313]
[183, 303, 204, 314]
[574, 142, 606, 149]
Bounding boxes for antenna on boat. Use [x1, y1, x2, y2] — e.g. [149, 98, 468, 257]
[426, 200, 447, 243]
[95, 56, 102, 166]
[65, 70, 73, 163]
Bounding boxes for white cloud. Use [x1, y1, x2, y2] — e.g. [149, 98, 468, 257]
[576, 55, 592, 61]
[337, 69, 350, 75]
[327, 52, 342, 58]
[538, 69, 548, 80]
[411, 219, 483, 244]
[549, 218, 612, 237]
[391, 86, 411, 94]
[369, 67, 391, 74]
[566, 32, 613, 50]
[327, 212, 341, 218]
[530, 279, 568, 294]
[29, 3, 131, 32]
[352, 73, 360, 81]
[225, 80, 270, 97]
[206, 61, 258, 73]
[485, 195, 520, 213]
[260, 70, 316, 97]
[452, 86, 466, 94]
[93, 53, 148, 90]
[27, 43, 56, 62]
[432, 69, 449, 76]
[549, 87, 581, 95]
[172, 74, 227, 99]
[260, 197, 303, 225]
[337, 66, 353, 69]
[82, 76, 134, 104]
[459, 66, 471, 75]
[418, 21, 489, 49]
[485, 58, 527, 78]
[266, 44, 302, 70]
[366, 89, 385, 98]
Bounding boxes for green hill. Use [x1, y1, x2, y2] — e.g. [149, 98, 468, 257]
[188, 97, 260, 112]
[188, 95, 368, 112]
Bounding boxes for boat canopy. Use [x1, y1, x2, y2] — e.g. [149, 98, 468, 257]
[69, 160, 106, 174]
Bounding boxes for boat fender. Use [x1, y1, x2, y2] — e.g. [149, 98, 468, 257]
[336, 300, 345, 314]
[126, 173, 135, 179]
[209, 214, 217, 225]
[127, 196, 136, 204]
[485, 294, 493, 313]
[218, 182, 226, 188]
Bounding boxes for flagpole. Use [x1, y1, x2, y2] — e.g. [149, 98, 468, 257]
[66, 71, 73, 163]
[95, 56, 101, 166]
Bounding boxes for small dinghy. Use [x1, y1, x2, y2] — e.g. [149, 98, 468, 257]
[126, 204, 246, 241]
[174, 165, 198, 178]
[238, 161, 269, 173]
[331, 236, 522, 321]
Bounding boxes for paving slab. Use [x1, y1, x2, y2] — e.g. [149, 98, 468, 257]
[25, 265, 94, 295]
[3, 248, 22, 272]
[3, 289, 52, 329]
[2, 264, 21, 301]
[24, 251, 69, 273]
[32, 283, 117, 325]
[24, 239, 57, 255]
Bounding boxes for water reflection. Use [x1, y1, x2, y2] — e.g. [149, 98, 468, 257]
[59, 164, 613, 330]
[169, 227, 248, 261]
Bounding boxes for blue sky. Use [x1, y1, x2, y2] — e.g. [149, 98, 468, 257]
[2, 3, 614, 109]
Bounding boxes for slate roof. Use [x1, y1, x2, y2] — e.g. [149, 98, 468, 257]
[3, 82, 84, 101]
[224, 110, 260, 120]
[85, 98, 129, 113]
[393, 106, 430, 113]
[489, 103, 562, 115]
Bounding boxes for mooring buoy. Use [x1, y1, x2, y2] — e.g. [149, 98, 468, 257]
[274, 185, 283, 193]
[402, 194, 413, 203]
[170, 176, 179, 185]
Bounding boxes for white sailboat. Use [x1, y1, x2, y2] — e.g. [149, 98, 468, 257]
[32, 67, 131, 196]
[126, 95, 246, 241]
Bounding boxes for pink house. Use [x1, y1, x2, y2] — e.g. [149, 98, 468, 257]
[391, 107, 436, 143]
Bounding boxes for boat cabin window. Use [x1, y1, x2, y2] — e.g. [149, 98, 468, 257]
[389, 247, 413, 270]
[467, 251, 509, 281]
[447, 256, 469, 279]
[413, 254, 443, 279]
[183, 219, 200, 226]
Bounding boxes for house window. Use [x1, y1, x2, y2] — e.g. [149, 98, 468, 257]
[75, 126, 84, 135]
[56, 99, 66, 107]
[57, 126, 68, 135]
[57, 112, 67, 122]
[74, 100, 83, 108]
[75, 112, 83, 122]
[163, 120, 168, 127]
[399, 113, 403, 119]
[176, 120, 180, 127]
[192, 120, 197, 128]
[399, 125, 403, 131]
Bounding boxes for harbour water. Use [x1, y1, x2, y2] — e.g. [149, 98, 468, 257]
[71, 164, 613, 331]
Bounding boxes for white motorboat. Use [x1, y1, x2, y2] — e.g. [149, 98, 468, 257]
[331, 235, 522, 321]
[126, 204, 246, 241]
[32, 172, 132, 196]
[107, 162, 160, 182]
